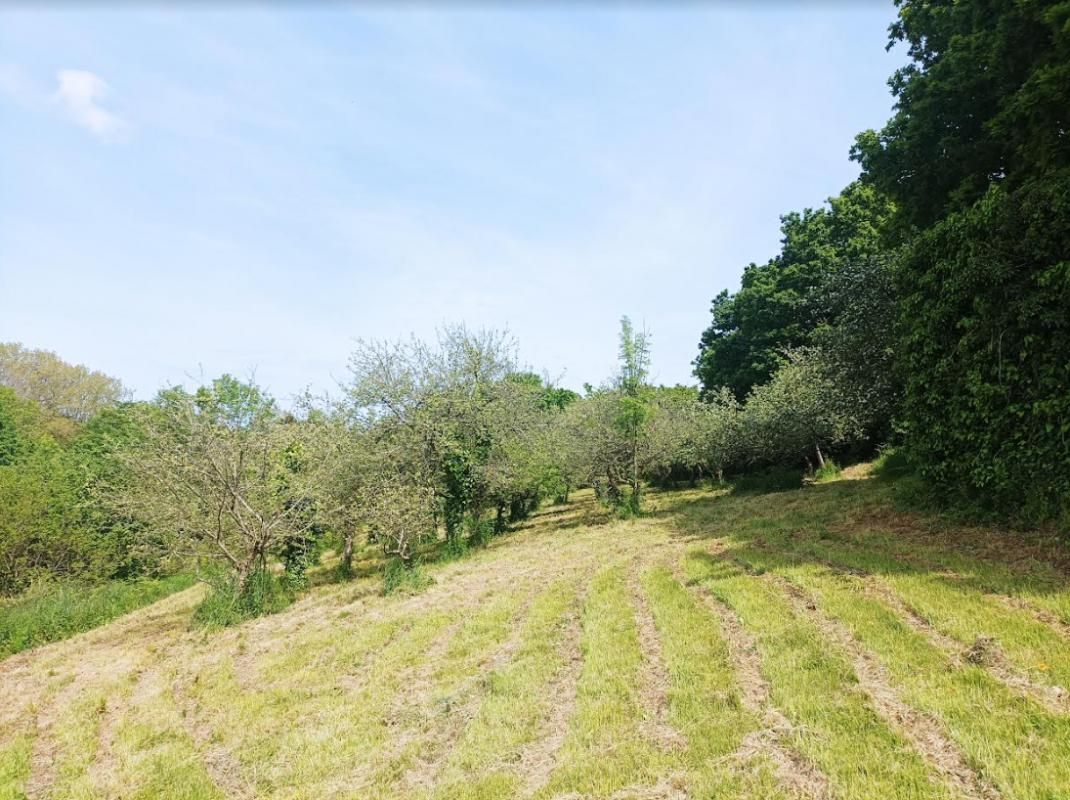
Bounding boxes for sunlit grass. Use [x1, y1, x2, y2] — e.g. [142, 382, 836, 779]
[431, 579, 580, 800]
[107, 673, 224, 800]
[684, 550, 955, 800]
[642, 567, 787, 799]
[760, 556, 1070, 800]
[5, 470, 1070, 800]
[534, 566, 666, 798]
[0, 736, 31, 800]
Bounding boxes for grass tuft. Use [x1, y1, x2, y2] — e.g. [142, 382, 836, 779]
[191, 570, 293, 628]
[382, 557, 434, 595]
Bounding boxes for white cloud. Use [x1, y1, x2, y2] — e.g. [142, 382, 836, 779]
[55, 69, 128, 142]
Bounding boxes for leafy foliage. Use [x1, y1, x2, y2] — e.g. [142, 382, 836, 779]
[896, 176, 1070, 521]
[853, 0, 1070, 523]
[694, 182, 893, 399]
[851, 0, 1070, 230]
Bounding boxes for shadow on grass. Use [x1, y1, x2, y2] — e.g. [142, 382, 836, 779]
[662, 476, 1070, 603]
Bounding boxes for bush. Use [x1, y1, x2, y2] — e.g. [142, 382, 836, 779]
[898, 176, 1070, 526]
[382, 557, 432, 595]
[191, 570, 293, 628]
[813, 460, 843, 483]
[0, 574, 194, 658]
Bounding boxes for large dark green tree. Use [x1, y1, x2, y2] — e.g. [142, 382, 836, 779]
[694, 181, 893, 399]
[855, 0, 1070, 521]
[852, 0, 1070, 230]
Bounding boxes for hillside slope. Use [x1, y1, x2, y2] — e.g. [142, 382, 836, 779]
[2, 477, 1070, 800]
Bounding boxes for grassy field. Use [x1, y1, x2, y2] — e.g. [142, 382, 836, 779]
[3, 469, 1070, 800]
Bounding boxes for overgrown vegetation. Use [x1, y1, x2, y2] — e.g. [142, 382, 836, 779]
[0, 574, 194, 658]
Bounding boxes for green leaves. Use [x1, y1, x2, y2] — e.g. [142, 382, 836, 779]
[694, 182, 893, 400]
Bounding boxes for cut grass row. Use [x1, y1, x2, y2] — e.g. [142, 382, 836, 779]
[432, 578, 581, 800]
[683, 550, 957, 800]
[6, 479, 1070, 800]
[726, 510, 1070, 699]
[642, 567, 788, 799]
[761, 554, 1070, 800]
[673, 480, 1070, 800]
[534, 566, 665, 797]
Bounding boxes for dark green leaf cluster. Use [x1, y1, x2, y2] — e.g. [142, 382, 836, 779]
[856, 0, 1070, 522]
[694, 182, 894, 401]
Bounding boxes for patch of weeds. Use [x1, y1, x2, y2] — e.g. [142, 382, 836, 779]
[467, 518, 494, 549]
[813, 460, 843, 483]
[0, 574, 195, 658]
[440, 536, 471, 563]
[192, 569, 294, 628]
[383, 557, 433, 595]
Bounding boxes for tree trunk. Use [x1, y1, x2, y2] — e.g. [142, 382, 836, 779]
[631, 436, 640, 511]
[340, 531, 355, 576]
[814, 441, 825, 469]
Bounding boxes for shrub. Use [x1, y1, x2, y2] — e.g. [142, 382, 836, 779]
[382, 557, 432, 595]
[813, 460, 843, 483]
[191, 570, 293, 628]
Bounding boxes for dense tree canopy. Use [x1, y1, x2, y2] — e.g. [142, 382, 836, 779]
[694, 182, 893, 399]
[852, 0, 1070, 229]
[853, 0, 1070, 520]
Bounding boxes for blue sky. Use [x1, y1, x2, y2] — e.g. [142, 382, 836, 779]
[0, 3, 902, 402]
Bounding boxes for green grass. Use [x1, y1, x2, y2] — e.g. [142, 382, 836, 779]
[812, 459, 843, 483]
[106, 672, 225, 800]
[5, 474, 1070, 799]
[0, 736, 31, 800]
[684, 550, 956, 800]
[722, 508, 1070, 694]
[642, 567, 787, 799]
[361, 585, 533, 795]
[432, 579, 580, 800]
[756, 555, 1070, 800]
[535, 566, 666, 798]
[0, 574, 195, 658]
[191, 569, 294, 629]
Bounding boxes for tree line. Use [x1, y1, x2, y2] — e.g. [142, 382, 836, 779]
[2, 0, 1067, 619]
[694, 0, 1070, 525]
[0, 318, 868, 615]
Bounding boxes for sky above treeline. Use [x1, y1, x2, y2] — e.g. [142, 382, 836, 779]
[0, 3, 902, 403]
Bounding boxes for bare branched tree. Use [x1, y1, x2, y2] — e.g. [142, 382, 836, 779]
[103, 376, 342, 589]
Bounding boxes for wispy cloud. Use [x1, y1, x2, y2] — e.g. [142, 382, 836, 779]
[55, 69, 128, 142]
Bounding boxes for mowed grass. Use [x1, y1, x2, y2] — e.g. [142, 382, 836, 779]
[3, 473, 1070, 799]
